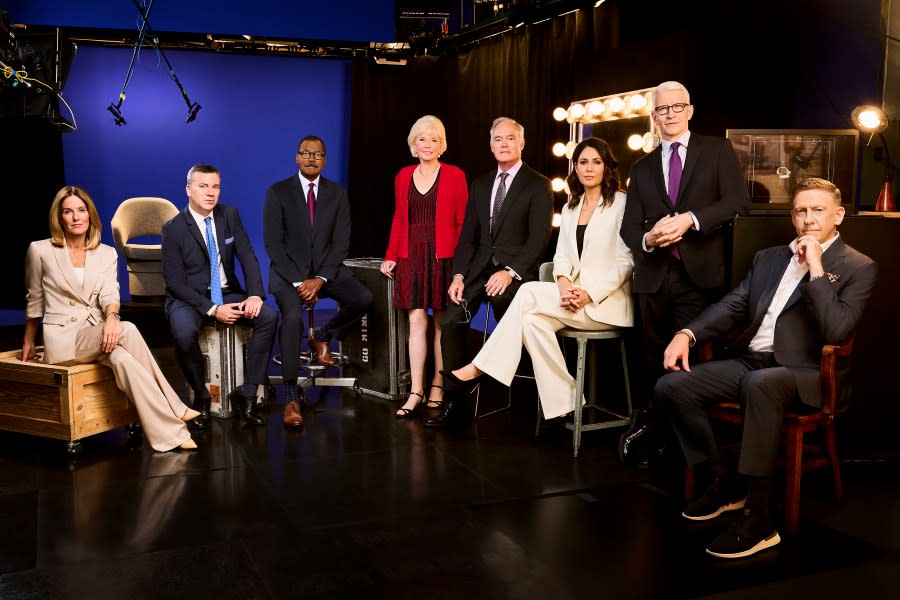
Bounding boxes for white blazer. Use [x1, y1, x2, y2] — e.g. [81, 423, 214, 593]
[552, 191, 634, 327]
[25, 239, 120, 365]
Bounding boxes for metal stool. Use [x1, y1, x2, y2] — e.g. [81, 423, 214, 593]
[270, 301, 357, 394]
[552, 328, 632, 457]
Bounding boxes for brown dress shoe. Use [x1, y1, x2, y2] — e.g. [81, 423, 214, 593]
[308, 336, 337, 366]
[283, 401, 304, 428]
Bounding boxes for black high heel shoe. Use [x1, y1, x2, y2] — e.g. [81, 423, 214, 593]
[396, 391, 423, 419]
[440, 369, 485, 394]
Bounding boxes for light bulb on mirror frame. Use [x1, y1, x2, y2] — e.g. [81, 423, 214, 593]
[551, 212, 562, 228]
[564, 141, 577, 159]
[566, 103, 586, 123]
[552, 142, 567, 157]
[551, 177, 566, 192]
[627, 134, 644, 151]
[641, 132, 660, 153]
[552, 106, 568, 122]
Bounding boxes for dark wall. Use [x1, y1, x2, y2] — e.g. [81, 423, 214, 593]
[3, 0, 396, 43]
[348, 0, 884, 258]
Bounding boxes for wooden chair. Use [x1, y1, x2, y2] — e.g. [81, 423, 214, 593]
[684, 336, 854, 535]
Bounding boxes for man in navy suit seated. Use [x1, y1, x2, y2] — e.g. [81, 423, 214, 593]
[162, 164, 278, 429]
[655, 178, 877, 558]
[263, 135, 373, 429]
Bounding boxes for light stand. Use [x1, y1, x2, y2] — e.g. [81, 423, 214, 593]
[107, 0, 201, 125]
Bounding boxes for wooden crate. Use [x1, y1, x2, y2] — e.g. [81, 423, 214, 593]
[0, 349, 138, 445]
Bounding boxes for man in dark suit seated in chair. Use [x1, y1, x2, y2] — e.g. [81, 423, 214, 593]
[655, 178, 877, 558]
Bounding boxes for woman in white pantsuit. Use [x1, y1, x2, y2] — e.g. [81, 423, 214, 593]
[21, 186, 199, 452]
[446, 138, 634, 419]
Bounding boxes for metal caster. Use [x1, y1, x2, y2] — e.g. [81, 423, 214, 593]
[66, 440, 83, 457]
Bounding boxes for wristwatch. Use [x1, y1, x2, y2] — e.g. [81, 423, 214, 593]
[107, 311, 121, 321]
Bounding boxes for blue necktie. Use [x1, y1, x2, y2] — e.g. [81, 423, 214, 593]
[205, 216, 224, 304]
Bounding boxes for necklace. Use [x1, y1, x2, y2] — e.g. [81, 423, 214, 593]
[417, 163, 440, 178]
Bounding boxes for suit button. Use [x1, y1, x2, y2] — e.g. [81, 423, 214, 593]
[69, 300, 75, 306]
[70, 316, 77, 322]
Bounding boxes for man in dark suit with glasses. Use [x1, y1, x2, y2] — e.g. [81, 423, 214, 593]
[264, 135, 373, 428]
[618, 81, 750, 461]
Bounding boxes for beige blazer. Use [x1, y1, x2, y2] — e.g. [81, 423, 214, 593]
[552, 191, 634, 327]
[25, 239, 120, 365]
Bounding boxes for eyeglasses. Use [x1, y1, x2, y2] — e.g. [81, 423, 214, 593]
[456, 299, 472, 324]
[297, 150, 326, 159]
[653, 103, 690, 116]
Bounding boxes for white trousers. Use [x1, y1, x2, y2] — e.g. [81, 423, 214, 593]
[75, 321, 192, 452]
[472, 281, 615, 419]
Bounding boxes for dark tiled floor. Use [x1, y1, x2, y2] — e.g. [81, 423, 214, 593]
[1, 350, 899, 598]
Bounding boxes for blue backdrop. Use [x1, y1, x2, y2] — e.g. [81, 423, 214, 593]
[3, 0, 396, 43]
[59, 44, 352, 307]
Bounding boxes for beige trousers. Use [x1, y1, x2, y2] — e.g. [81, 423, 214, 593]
[472, 281, 615, 420]
[74, 321, 191, 452]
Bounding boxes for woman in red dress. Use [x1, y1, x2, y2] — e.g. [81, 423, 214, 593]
[381, 116, 469, 417]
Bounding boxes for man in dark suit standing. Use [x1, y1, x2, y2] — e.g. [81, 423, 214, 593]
[656, 178, 876, 558]
[426, 117, 553, 426]
[619, 81, 750, 459]
[263, 135, 373, 429]
[162, 164, 278, 428]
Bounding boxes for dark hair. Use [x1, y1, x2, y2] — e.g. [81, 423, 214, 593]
[186, 163, 220, 184]
[298, 135, 327, 154]
[565, 137, 621, 209]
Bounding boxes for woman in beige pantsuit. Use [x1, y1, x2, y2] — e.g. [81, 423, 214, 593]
[446, 138, 634, 419]
[21, 186, 199, 452]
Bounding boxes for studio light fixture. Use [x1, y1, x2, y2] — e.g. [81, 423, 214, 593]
[106, 0, 202, 125]
[851, 104, 895, 211]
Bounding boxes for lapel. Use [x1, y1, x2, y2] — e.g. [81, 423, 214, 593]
[81, 247, 102, 299]
[753, 247, 793, 322]
[51, 243, 91, 304]
[563, 202, 581, 267]
[214, 206, 228, 262]
[184, 207, 207, 256]
[650, 147, 669, 209]
[782, 237, 847, 313]
[491, 166, 528, 238]
[676, 136, 702, 208]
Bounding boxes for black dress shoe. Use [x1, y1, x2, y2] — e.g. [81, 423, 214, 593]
[229, 390, 265, 426]
[192, 396, 211, 430]
[618, 408, 664, 466]
[425, 398, 458, 427]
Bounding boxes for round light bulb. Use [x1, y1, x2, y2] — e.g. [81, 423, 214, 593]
[641, 132, 660, 153]
[552, 106, 568, 122]
[566, 103, 586, 123]
[607, 97, 625, 113]
[629, 94, 647, 110]
[586, 100, 605, 118]
[564, 141, 577, 160]
[551, 177, 566, 192]
[551, 213, 562, 228]
[552, 142, 567, 157]
[858, 109, 883, 130]
[627, 134, 644, 151]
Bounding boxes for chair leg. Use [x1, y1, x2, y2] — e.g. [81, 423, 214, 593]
[619, 338, 633, 422]
[684, 466, 696, 502]
[572, 337, 588, 458]
[824, 422, 844, 500]
[783, 424, 804, 536]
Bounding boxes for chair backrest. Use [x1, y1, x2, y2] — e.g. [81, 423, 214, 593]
[539, 261, 554, 283]
[110, 197, 179, 259]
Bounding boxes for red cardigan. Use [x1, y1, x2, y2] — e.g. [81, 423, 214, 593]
[384, 163, 469, 261]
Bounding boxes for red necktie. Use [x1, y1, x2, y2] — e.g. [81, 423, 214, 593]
[307, 182, 316, 225]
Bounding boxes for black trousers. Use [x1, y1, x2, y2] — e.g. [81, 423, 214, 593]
[273, 266, 373, 382]
[654, 351, 806, 477]
[440, 264, 524, 375]
[637, 255, 721, 404]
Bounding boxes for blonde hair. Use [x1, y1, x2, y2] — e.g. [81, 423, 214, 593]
[791, 177, 842, 205]
[48, 186, 102, 250]
[407, 115, 447, 158]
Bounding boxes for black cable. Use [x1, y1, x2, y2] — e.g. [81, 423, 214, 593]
[107, 0, 155, 125]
